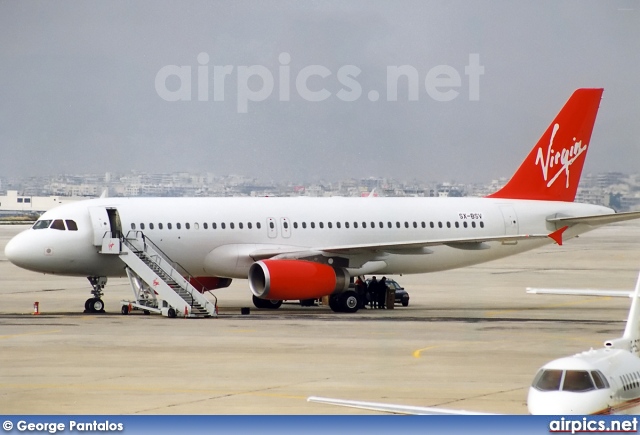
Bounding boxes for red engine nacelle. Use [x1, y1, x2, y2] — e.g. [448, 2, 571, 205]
[249, 260, 349, 300]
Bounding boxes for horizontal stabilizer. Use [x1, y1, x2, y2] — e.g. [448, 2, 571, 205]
[547, 211, 640, 226]
[307, 396, 495, 415]
[526, 288, 632, 297]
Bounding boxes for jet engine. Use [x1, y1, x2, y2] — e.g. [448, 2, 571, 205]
[249, 259, 349, 301]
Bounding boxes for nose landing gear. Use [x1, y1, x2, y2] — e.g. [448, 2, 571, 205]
[85, 276, 107, 313]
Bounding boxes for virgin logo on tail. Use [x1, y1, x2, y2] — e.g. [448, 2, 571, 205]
[535, 123, 588, 189]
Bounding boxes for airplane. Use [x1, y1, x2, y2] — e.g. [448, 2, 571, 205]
[4, 88, 640, 315]
[308, 271, 640, 415]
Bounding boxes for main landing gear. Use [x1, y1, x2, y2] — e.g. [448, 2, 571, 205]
[328, 290, 361, 313]
[85, 276, 107, 313]
[252, 295, 283, 309]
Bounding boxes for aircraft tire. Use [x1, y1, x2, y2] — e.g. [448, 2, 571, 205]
[90, 298, 104, 313]
[339, 291, 360, 313]
[299, 298, 315, 307]
[121, 305, 129, 315]
[252, 295, 282, 309]
[328, 295, 342, 313]
[167, 307, 177, 318]
[84, 298, 93, 312]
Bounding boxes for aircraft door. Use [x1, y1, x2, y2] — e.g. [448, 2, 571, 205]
[88, 207, 111, 246]
[106, 208, 122, 237]
[499, 205, 519, 236]
[266, 217, 277, 238]
[280, 217, 291, 238]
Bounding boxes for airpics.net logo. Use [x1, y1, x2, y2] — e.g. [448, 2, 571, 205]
[155, 52, 484, 113]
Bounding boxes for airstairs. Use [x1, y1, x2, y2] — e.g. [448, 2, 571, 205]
[100, 231, 217, 318]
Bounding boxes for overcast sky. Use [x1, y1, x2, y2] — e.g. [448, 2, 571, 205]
[0, 0, 638, 184]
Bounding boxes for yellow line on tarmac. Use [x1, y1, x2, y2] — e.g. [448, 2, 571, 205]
[485, 296, 610, 317]
[413, 344, 447, 358]
[0, 330, 61, 340]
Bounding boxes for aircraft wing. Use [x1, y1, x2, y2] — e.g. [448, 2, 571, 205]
[250, 232, 556, 261]
[527, 288, 632, 297]
[307, 396, 495, 415]
[547, 211, 640, 227]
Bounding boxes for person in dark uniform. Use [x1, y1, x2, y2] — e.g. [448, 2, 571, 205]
[368, 276, 378, 309]
[377, 276, 387, 309]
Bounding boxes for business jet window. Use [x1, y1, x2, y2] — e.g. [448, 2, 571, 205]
[33, 220, 52, 230]
[51, 219, 65, 231]
[64, 219, 78, 231]
[591, 371, 609, 389]
[562, 370, 595, 392]
[532, 369, 563, 391]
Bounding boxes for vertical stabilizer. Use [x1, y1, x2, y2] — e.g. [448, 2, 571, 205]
[488, 88, 603, 202]
[605, 271, 640, 354]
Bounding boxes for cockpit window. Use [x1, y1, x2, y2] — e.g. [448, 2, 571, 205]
[65, 220, 78, 231]
[50, 219, 65, 231]
[532, 369, 563, 391]
[33, 220, 52, 230]
[563, 370, 595, 392]
[591, 371, 609, 389]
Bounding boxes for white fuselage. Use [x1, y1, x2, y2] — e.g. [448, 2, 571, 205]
[528, 349, 640, 415]
[5, 196, 613, 280]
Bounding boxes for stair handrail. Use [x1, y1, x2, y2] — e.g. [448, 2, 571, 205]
[121, 231, 216, 314]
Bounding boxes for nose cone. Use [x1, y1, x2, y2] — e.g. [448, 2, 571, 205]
[5, 230, 44, 272]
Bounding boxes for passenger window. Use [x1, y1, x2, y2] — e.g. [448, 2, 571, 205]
[239, 222, 243, 229]
[412, 222, 417, 228]
[379, 222, 383, 228]
[563, 370, 595, 392]
[65, 220, 78, 231]
[131, 223, 136, 230]
[395, 222, 400, 228]
[532, 369, 563, 391]
[472, 221, 476, 228]
[354, 222, 358, 229]
[158, 223, 163, 230]
[336, 222, 341, 229]
[212, 223, 216, 229]
[221, 223, 225, 229]
[363, 222, 367, 229]
[438, 222, 442, 228]
[421, 222, 425, 228]
[194, 223, 199, 230]
[311, 222, 315, 229]
[480, 221, 484, 228]
[186, 223, 190, 230]
[203, 223, 208, 229]
[248, 222, 252, 229]
[149, 223, 154, 230]
[463, 222, 468, 228]
[140, 223, 145, 230]
[446, 222, 451, 228]
[257, 222, 261, 229]
[455, 222, 459, 228]
[319, 222, 324, 229]
[168, 223, 172, 230]
[345, 222, 349, 229]
[327, 222, 332, 229]
[405, 222, 409, 228]
[430, 222, 434, 228]
[51, 219, 65, 230]
[387, 222, 392, 228]
[176, 223, 181, 230]
[230, 223, 234, 229]
[302, 222, 307, 229]
[269, 222, 274, 229]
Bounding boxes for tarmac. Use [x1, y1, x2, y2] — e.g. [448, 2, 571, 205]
[1, 221, 640, 415]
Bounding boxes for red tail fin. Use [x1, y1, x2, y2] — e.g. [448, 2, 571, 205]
[488, 88, 603, 202]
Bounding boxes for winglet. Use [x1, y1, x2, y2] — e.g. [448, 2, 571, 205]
[548, 226, 568, 245]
